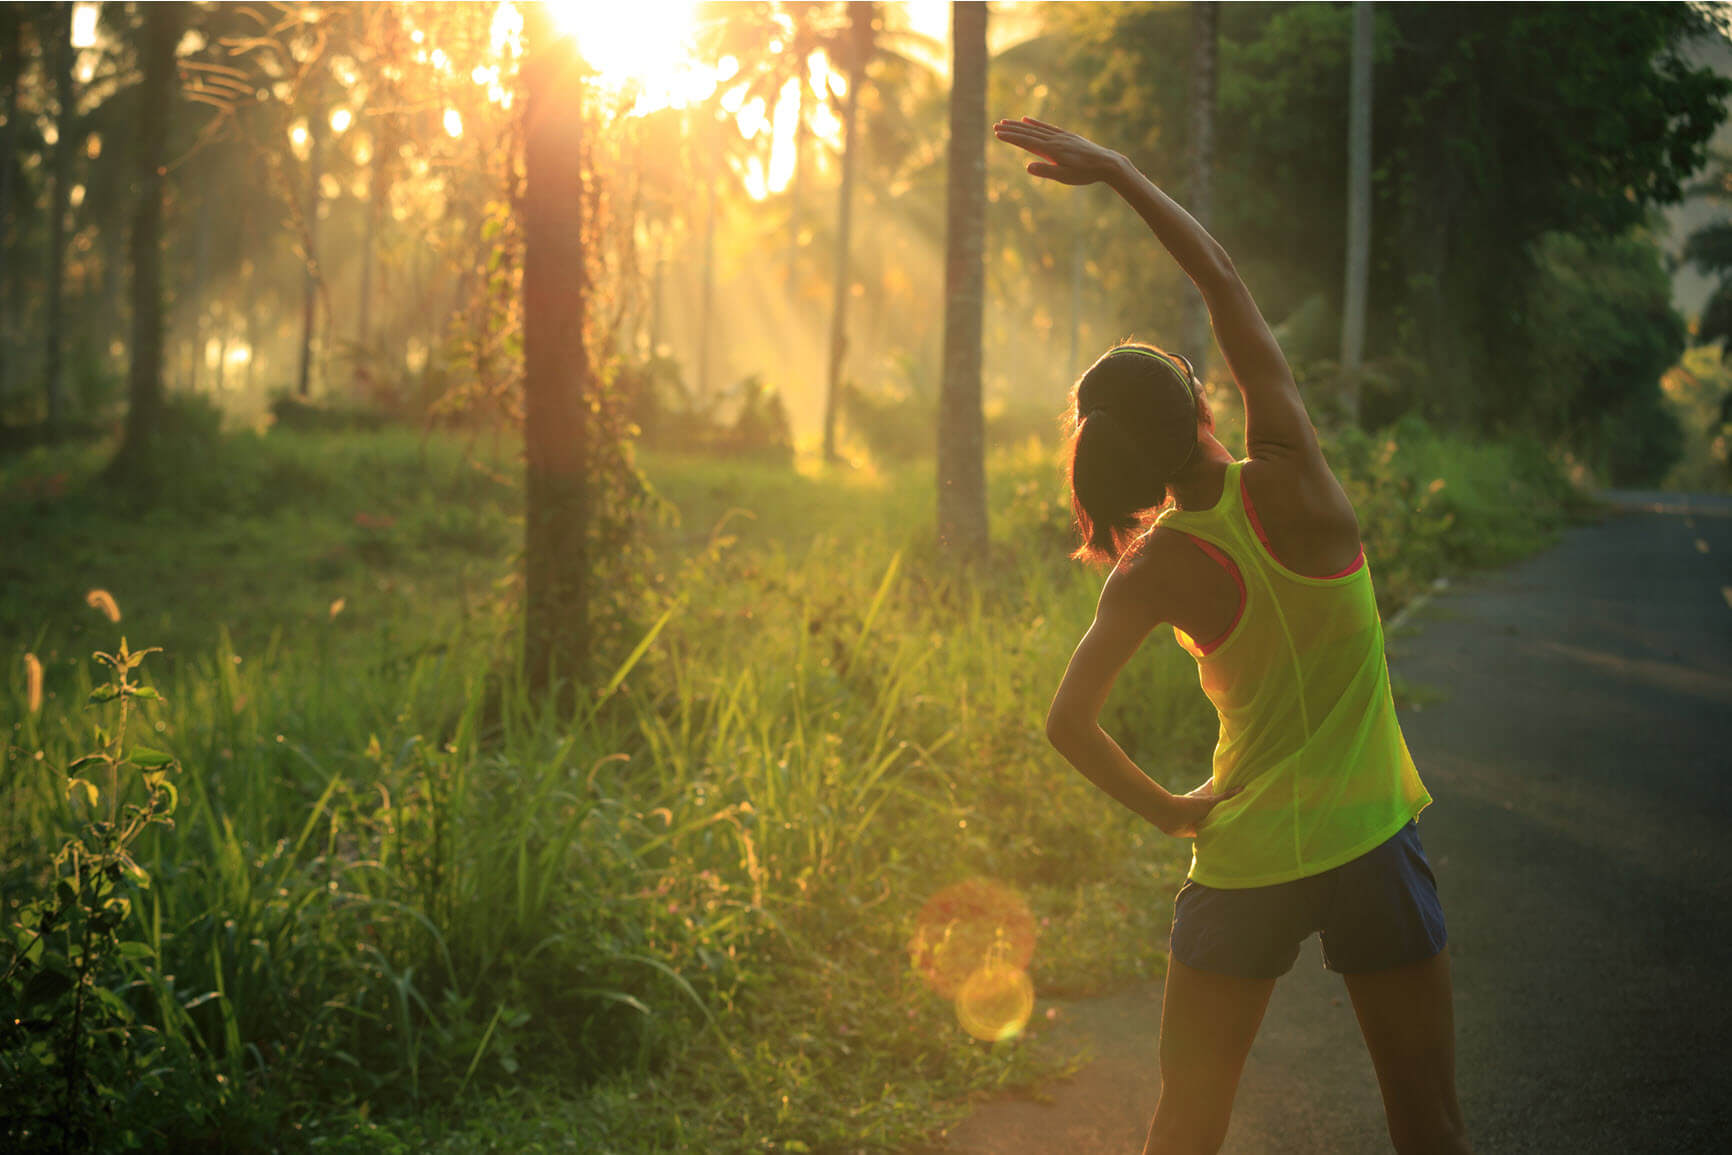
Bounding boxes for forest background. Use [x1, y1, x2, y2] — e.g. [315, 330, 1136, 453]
[2, 2, 1731, 1152]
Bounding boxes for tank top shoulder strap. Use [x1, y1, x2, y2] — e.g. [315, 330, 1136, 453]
[1154, 459, 1247, 541]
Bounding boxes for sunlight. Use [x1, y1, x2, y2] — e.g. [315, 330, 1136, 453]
[70, 1, 99, 49]
[545, 0, 713, 116]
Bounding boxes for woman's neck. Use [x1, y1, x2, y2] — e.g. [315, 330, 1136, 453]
[1168, 437, 1235, 511]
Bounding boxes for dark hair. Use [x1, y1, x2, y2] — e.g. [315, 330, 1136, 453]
[1065, 344, 1201, 565]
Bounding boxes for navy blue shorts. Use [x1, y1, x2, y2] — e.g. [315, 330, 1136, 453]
[1170, 820, 1448, 980]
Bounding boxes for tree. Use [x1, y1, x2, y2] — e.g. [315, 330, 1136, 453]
[1338, 0, 1372, 425]
[937, 0, 987, 555]
[110, 2, 182, 475]
[522, 7, 591, 696]
[44, 1, 74, 431]
[0, 7, 22, 404]
[1683, 212, 1732, 354]
[1051, 3, 1728, 432]
[1182, 1, 1217, 372]
[822, 0, 873, 464]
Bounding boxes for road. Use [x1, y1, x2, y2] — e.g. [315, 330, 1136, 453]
[912, 495, 1732, 1154]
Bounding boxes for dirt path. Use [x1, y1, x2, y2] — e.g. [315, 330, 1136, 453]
[910, 495, 1732, 1154]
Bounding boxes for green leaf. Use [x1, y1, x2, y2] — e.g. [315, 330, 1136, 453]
[118, 854, 151, 890]
[67, 778, 99, 809]
[117, 941, 155, 961]
[130, 686, 162, 702]
[67, 753, 108, 774]
[93, 985, 135, 1022]
[21, 966, 74, 1007]
[129, 747, 175, 770]
[88, 685, 120, 704]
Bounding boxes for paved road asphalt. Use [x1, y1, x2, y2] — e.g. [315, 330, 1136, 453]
[913, 496, 1732, 1154]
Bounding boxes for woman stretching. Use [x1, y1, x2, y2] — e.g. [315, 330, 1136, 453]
[994, 117, 1469, 1155]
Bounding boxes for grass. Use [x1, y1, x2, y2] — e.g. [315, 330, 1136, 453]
[1, 420, 1585, 1152]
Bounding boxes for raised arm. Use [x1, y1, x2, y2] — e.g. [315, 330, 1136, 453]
[993, 117, 1320, 462]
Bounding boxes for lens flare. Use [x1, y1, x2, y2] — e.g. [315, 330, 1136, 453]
[909, 877, 1039, 1038]
[956, 938, 1037, 1041]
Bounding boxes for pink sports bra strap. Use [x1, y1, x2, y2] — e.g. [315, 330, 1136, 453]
[1239, 472, 1365, 580]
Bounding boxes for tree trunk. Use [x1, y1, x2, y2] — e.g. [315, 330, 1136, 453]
[45, 1, 75, 432]
[297, 110, 323, 397]
[1183, 1, 1218, 372]
[522, 8, 591, 698]
[188, 193, 210, 391]
[786, 54, 809, 288]
[0, 8, 22, 403]
[698, 134, 716, 399]
[1339, 1, 1373, 426]
[823, 2, 872, 464]
[937, 1, 989, 556]
[359, 115, 391, 359]
[1068, 194, 1084, 380]
[111, 3, 181, 475]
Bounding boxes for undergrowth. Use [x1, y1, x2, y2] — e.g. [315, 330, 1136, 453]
[1, 421, 1583, 1151]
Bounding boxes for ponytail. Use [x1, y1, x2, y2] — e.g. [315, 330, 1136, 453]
[1063, 344, 1202, 566]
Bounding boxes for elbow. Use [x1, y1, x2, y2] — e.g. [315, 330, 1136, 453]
[1045, 708, 1085, 755]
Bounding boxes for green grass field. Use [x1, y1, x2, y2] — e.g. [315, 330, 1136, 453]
[1, 424, 1589, 1152]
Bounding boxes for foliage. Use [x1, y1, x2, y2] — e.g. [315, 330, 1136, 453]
[1525, 231, 1686, 485]
[1047, 2, 1727, 438]
[269, 392, 389, 434]
[620, 357, 796, 463]
[2, 636, 187, 1152]
[1, 425, 1584, 1150]
[1659, 345, 1732, 492]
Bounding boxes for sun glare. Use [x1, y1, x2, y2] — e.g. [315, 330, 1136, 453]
[545, 0, 713, 116]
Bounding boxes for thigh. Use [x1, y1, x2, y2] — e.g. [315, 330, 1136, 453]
[1171, 876, 1324, 980]
[1320, 821, 1448, 975]
[1342, 949, 1468, 1151]
[1148, 957, 1277, 1154]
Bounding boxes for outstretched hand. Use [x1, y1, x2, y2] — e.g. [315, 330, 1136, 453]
[1158, 779, 1243, 839]
[992, 117, 1123, 186]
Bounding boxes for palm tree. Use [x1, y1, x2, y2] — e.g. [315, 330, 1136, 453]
[1182, 1, 1218, 374]
[822, 0, 874, 463]
[937, 1, 988, 554]
[522, 5, 593, 696]
[45, 1, 76, 432]
[0, 6, 23, 404]
[110, 2, 182, 476]
[1340, 0, 1374, 424]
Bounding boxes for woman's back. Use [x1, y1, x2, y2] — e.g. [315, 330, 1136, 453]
[1155, 460, 1430, 888]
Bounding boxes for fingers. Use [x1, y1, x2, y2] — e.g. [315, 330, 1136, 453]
[1027, 161, 1062, 180]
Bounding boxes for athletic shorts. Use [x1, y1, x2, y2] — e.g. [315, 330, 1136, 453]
[1169, 820, 1448, 980]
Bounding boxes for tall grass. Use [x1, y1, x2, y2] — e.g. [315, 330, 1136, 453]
[2, 424, 1584, 1150]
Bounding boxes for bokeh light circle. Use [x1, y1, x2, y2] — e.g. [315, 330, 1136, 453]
[956, 956, 1036, 1041]
[908, 877, 1037, 999]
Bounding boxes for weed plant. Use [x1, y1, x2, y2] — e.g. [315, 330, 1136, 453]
[1, 423, 1582, 1151]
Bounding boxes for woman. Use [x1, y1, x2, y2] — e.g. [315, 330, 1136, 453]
[994, 117, 1470, 1155]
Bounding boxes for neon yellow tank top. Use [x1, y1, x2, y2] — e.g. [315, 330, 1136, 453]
[1153, 460, 1431, 889]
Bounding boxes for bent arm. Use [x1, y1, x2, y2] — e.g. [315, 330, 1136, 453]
[1045, 567, 1184, 832]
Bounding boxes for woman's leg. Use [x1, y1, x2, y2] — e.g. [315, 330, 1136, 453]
[1144, 957, 1277, 1155]
[1341, 948, 1471, 1154]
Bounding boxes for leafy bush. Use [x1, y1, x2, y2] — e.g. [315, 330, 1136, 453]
[619, 356, 794, 462]
[269, 392, 389, 434]
[0, 426, 1584, 1152]
[2, 637, 192, 1152]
